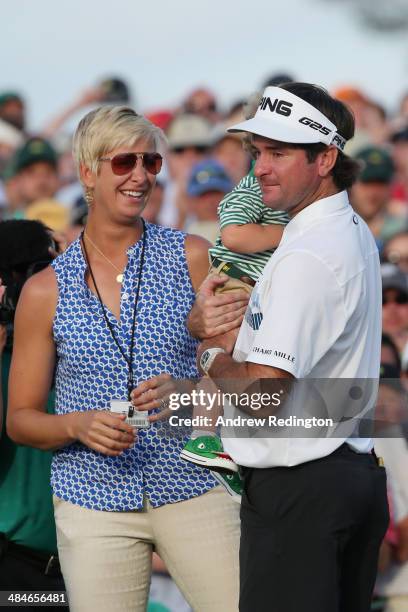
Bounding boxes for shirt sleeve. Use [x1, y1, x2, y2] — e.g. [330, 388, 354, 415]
[246, 251, 347, 377]
[218, 175, 264, 228]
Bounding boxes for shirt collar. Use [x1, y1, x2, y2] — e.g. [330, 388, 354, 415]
[281, 190, 350, 243]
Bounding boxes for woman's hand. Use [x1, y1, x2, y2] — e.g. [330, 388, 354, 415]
[68, 410, 137, 456]
[187, 274, 249, 340]
[131, 374, 194, 423]
[131, 374, 176, 423]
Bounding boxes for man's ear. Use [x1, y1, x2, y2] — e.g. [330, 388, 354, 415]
[318, 146, 338, 178]
[80, 163, 96, 189]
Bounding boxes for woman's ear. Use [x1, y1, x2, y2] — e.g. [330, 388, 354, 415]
[80, 163, 96, 189]
[318, 146, 338, 178]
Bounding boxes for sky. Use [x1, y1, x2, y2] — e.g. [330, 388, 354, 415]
[2, 0, 407, 131]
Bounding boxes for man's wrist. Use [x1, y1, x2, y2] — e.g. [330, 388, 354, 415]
[198, 347, 226, 375]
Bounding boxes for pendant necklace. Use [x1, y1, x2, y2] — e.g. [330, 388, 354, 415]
[81, 220, 147, 401]
[84, 231, 124, 283]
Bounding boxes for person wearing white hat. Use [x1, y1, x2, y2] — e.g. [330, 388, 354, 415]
[189, 82, 389, 611]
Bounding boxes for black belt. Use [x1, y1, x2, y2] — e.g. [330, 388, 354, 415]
[211, 257, 256, 286]
[0, 533, 61, 577]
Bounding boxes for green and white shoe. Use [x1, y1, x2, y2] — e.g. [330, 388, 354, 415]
[211, 471, 243, 503]
[180, 435, 238, 473]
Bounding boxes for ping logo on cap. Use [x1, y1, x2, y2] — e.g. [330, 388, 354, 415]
[331, 133, 346, 151]
[259, 97, 293, 117]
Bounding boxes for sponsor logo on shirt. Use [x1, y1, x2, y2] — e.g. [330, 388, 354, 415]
[253, 346, 295, 363]
[245, 290, 263, 330]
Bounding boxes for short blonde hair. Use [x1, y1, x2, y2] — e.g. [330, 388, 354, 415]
[72, 106, 166, 177]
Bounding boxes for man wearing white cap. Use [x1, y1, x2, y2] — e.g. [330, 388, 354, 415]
[189, 82, 389, 611]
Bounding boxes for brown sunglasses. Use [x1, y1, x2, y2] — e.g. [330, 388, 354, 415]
[99, 152, 163, 176]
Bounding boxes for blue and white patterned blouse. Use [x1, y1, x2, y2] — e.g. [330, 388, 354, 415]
[51, 222, 217, 511]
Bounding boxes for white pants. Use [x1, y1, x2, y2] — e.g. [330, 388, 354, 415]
[54, 486, 240, 612]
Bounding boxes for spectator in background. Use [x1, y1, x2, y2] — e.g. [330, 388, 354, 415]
[334, 87, 389, 153]
[383, 231, 408, 275]
[351, 146, 406, 251]
[3, 138, 60, 218]
[0, 220, 67, 607]
[0, 119, 23, 173]
[375, 363, 408, 612]
[0, 121, 24, 220]
[211, 99, 250, 185]
[142, 179, 165, 225]
[0, 92, 25, 133]
[0, 169, 23, 221]
[381, 334, 402, 371]
[391, 127, 408, 207]
[381, 264, 408, 355]
[160, 113, 213, 228]
[182, 87, 220, 124]
[185, 158, 233, 244]
[212, 128, 250, 186]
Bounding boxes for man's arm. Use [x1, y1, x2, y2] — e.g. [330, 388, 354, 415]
[7, 267, 136, 455]
[197, 335, 293, 416]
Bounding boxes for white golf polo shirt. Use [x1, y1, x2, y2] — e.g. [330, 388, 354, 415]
[223, 190, 382, 468]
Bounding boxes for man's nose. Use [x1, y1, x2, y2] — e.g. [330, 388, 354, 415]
[254, 154, 270, 178]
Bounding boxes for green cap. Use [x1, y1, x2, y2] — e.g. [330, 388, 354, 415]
[355, 146, 395, 184]
[0, 91, 22, 107]
[9, 137, 58, 176]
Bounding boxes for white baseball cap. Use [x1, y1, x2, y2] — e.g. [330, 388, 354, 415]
[228, 86, 347, 151]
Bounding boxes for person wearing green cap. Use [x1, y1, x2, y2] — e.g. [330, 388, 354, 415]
[2, 137, 60, 219]
[0, 92, 25, 132]
[351, 146, 407, 251]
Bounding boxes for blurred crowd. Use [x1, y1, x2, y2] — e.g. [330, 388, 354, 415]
[0, 73, 408, 611]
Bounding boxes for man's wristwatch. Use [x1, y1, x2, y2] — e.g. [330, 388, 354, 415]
[199, 347, 226, 375]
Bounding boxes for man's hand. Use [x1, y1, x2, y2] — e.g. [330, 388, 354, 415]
[187, 274, 249, 340]
[69, 410, 137, 457]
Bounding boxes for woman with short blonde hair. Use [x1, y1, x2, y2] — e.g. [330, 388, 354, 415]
[8, 106, 243, 611]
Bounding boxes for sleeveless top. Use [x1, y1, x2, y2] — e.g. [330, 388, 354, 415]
[51, 222, 216, 511]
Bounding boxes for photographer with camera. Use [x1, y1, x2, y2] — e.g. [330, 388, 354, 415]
[0, 220, 68, 608]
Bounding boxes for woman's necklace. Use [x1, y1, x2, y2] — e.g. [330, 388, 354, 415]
[83, 232, 125, 284]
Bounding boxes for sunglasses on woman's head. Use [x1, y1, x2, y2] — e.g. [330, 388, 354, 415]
[98, 152, 163, 176]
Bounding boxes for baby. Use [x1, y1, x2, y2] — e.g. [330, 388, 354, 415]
[180, 166, 289, 500]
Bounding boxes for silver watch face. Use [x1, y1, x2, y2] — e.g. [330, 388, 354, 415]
[200, 350, 211, 370]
